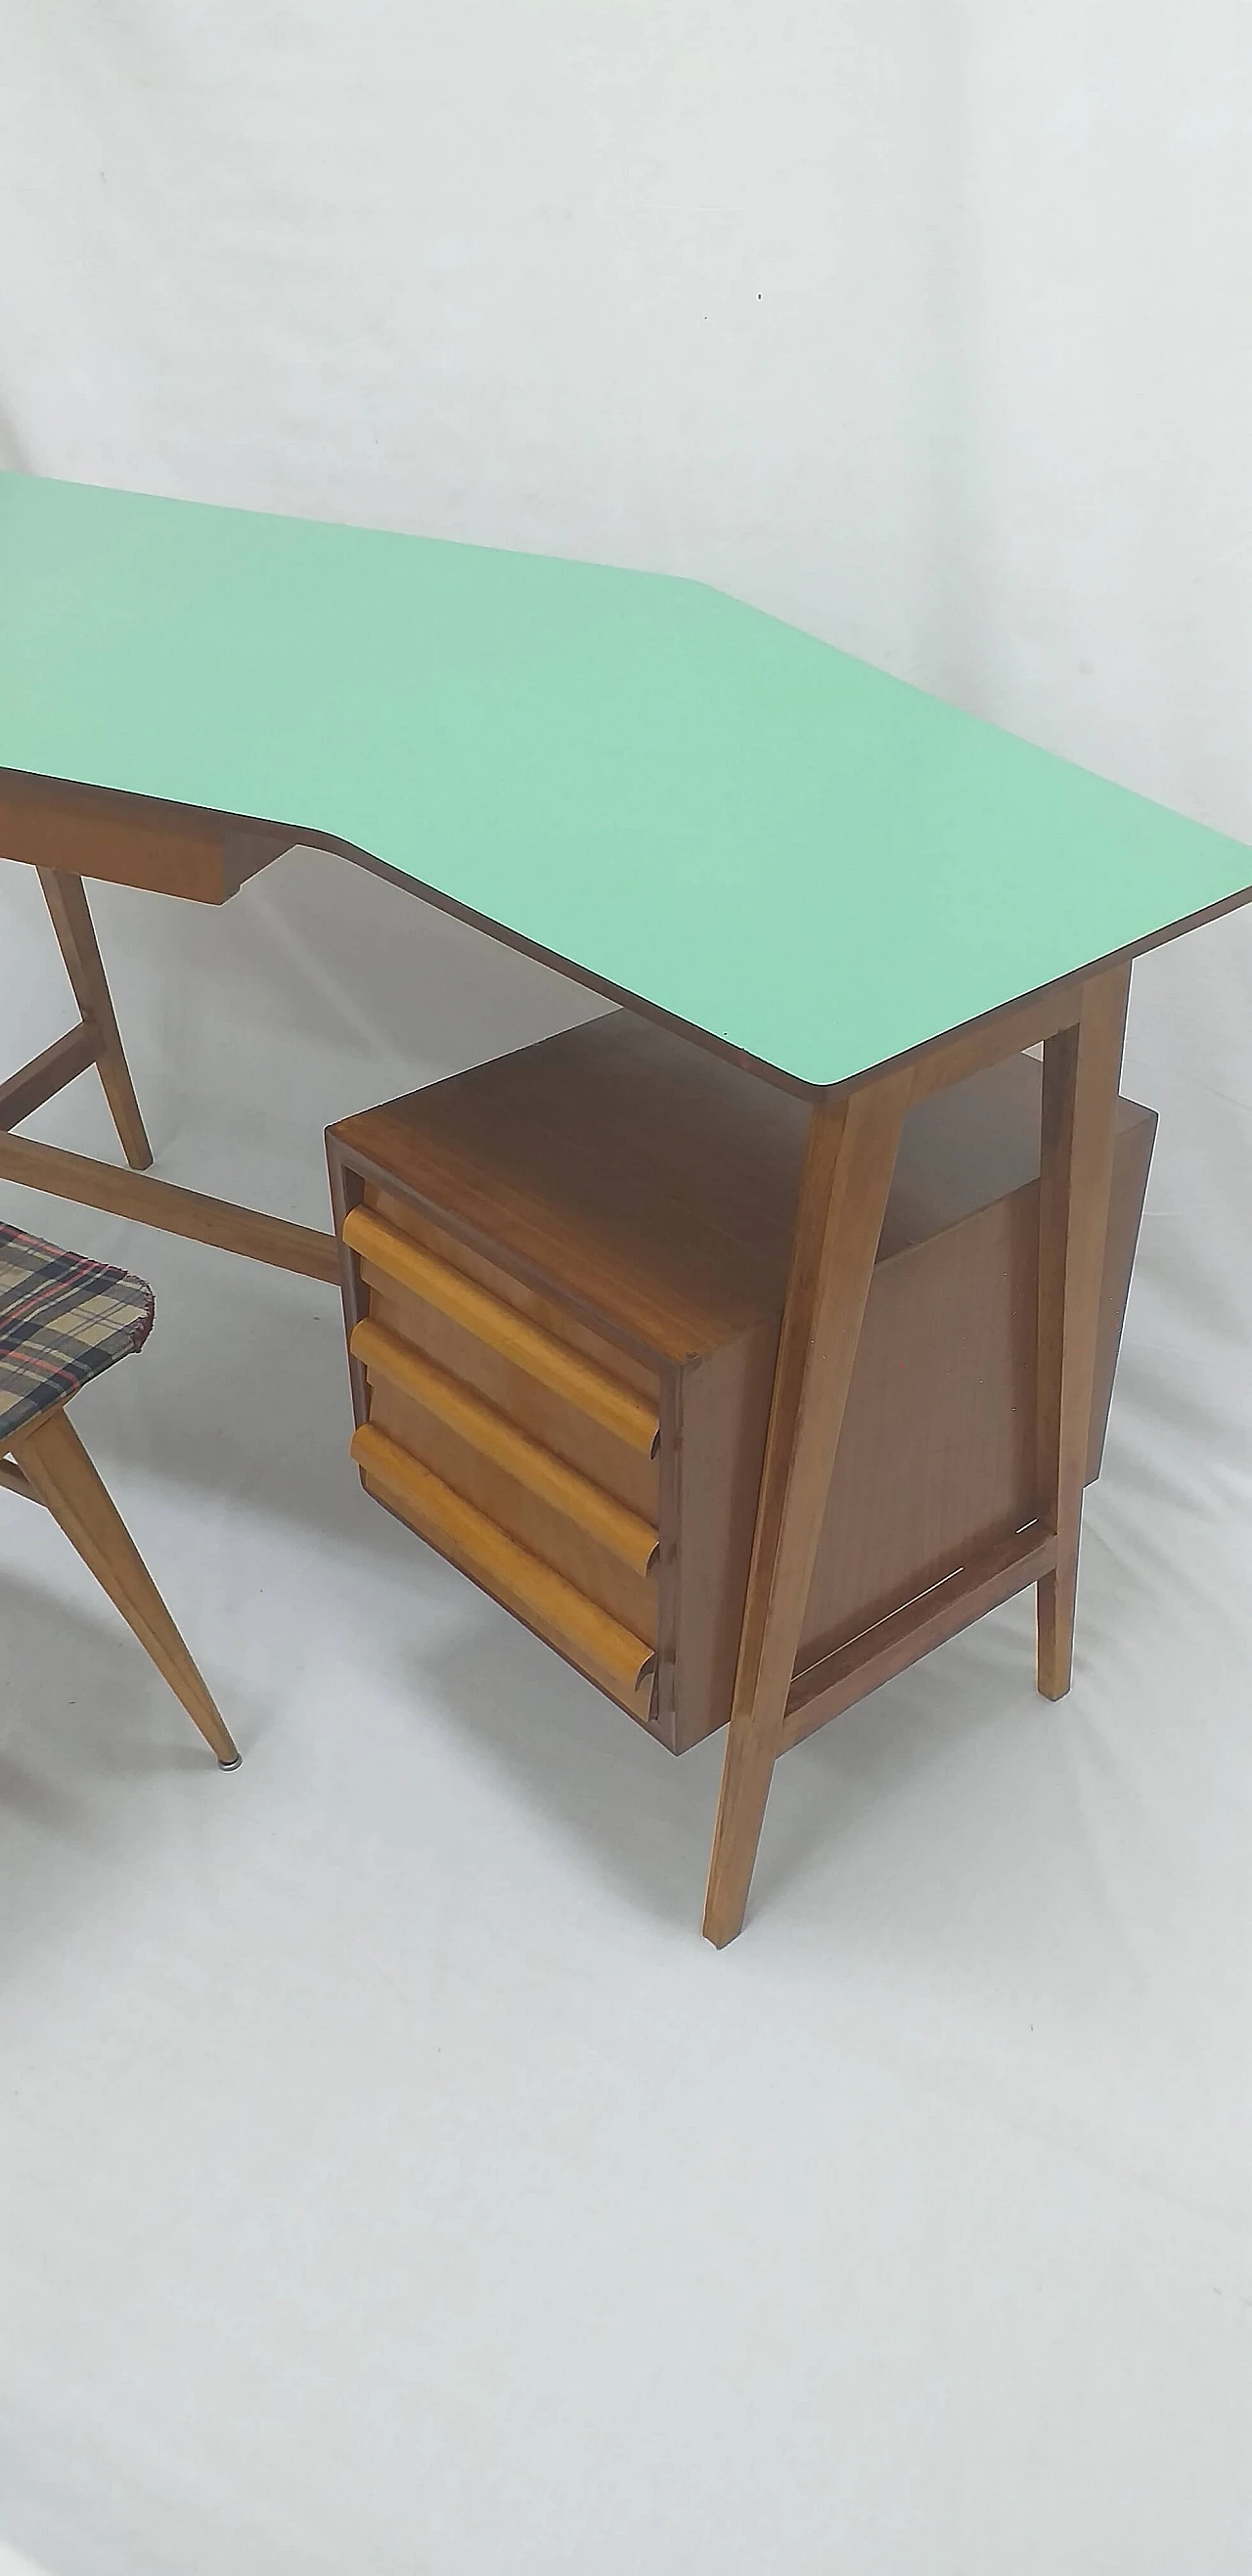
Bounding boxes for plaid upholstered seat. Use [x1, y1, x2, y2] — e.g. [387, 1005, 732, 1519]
[0, 1222, 155, 1450]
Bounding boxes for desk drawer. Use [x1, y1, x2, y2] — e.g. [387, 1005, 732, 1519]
[353, 1315, 659, 1645]
[342, 1198, 660, 1521]
[352, 1421, 656, 1723]
[339, 1200, 662, 1720]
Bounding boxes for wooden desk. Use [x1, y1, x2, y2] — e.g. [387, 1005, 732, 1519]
[2, 471, 1250, 1941]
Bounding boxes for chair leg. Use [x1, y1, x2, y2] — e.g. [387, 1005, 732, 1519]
[8, 1405, 241, 1767]
[37, 868, 154, 1172]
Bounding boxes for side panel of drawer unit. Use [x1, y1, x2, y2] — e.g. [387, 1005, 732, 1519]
[797, 1117, 1155, 1672]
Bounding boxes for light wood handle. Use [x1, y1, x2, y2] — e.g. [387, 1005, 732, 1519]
[351, 1423, 655, 1703]
[342, 1204, 658, 1455]
[351, 1318, 658, 1575]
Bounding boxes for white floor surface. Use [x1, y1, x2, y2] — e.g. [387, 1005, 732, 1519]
[1, 851, 1250, 2575]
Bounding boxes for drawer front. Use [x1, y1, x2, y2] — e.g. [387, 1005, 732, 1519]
[353, 1422, 655, 1725]
[370, 1188, 658, 1399]
[357, 1326, 658, 1647]
[340, 1201, 664, 1724]
[343, 1200, 661, 1521]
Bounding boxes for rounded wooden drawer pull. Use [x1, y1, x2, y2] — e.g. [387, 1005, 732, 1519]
[350, 1423, 655, 1703]
[351, 1317, 658, 1575]
[341, 1204, 658, 1455]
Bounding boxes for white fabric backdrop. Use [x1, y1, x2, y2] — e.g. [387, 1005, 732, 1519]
[1, 10, 1250, 2573]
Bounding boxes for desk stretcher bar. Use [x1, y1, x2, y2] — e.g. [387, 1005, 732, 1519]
[0, 805, 337, 1281]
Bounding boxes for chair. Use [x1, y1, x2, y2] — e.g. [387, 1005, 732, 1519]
[0, 1220, 240, 1767]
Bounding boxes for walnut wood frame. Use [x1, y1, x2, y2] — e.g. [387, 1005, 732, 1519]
[1, 776, 1148, 1938]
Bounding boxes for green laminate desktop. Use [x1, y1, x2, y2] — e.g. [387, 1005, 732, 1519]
[2, 469, 1248, 1939]
[2, 471, 1248, 1089]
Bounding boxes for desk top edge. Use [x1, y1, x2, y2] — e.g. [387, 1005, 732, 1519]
[3, 472, 1251, 1093]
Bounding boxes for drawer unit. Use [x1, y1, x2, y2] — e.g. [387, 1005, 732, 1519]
[340, 1195, 661, 1724]
[328, 1011, 1155, 1754]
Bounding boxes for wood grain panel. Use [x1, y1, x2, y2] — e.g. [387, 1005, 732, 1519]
[331, 1012, 810, 1356]
[782, 1527, 1058, 1750]
[342, 1203, 658, 1451]
[366, 1374, 658, 1644]
[798, 1102, 1155, 1667]
[0, 770, 288, 902]
[353, 1317, 658, 1574]
[360, 1274, 661, 1521]
[799, 1197, 1036, 1663]
[352, 1421, 655, 1720]
[369, 1186, 659, 1399]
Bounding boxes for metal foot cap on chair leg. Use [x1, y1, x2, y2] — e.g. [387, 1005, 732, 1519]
[217, 1751, 243, 1771]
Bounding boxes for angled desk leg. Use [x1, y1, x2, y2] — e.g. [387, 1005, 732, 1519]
[1036, 961, 1132, 1696]
[703, 955, 1133, 1945]
[38, 868, 153, 1170]
[702, 1067, 912, 1947]
[0, 863, 339, 1283]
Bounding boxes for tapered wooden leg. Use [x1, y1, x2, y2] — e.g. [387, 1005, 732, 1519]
[1035, 961, 1132, 1698]
[37, 868, 153, 1171]
[703, 1068, 912, 1946]
[8, 1406, 240, 1766]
